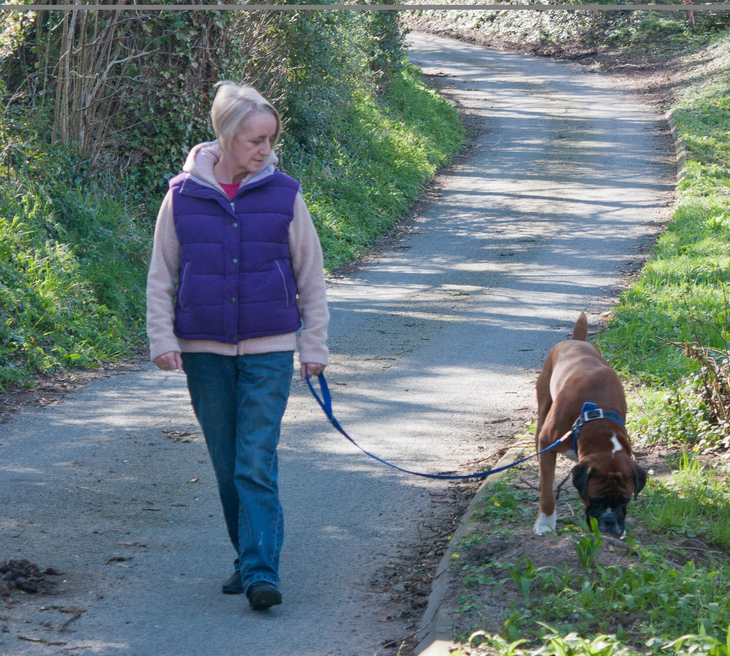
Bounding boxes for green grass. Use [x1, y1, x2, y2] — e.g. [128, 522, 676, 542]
[592, 32, 730, 452]
[595, 32, 730, 379]
[0, 167, 150, 388]
[642, 453, 730, 549]
[286, 63, 465, 271]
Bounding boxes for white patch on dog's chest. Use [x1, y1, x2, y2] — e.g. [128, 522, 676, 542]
[611, 434, 623, 456]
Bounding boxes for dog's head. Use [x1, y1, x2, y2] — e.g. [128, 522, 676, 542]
[572, 455, 647, 536]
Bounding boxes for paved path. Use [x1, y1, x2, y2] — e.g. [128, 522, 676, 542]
[0, 33, 673, 656]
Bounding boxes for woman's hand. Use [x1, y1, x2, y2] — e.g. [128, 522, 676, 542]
[300, 362, 326, 381]
[154, 351, 183, 372]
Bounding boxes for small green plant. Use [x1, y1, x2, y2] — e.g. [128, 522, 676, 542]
[473, 478, 531, 524]
[462, 564, 497, 587]
[509, 558, 538, 606]
[661, 624, 730, 656]
[536, 623, 641, 656]
[503, 606, 529, 643]
[573, 518, 604, 571]
[465, 623, 644, 656]
[468, 630, 528, 655]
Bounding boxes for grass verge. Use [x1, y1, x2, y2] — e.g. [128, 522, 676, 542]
[447, 453, 730, 656]
[0, 163, 150, 389]
[286, 63, 465, 271]
[594, 32, 730, 454]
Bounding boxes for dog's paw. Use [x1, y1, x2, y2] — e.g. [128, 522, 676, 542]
[533, 512, 556, 535]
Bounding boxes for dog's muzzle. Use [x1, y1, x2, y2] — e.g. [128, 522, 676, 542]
[588, 507, 625, 537]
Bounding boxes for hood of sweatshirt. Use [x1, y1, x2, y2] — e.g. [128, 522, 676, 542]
[181, 140, 279, 191]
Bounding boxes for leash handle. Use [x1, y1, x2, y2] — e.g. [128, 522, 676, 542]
[305, 372, 346, 435]
[305, 372, 564, 481]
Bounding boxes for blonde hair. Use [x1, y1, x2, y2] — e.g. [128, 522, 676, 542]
[211, 82, 281, 153]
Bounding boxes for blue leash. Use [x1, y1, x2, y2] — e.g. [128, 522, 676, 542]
[305, 372, 568, 481]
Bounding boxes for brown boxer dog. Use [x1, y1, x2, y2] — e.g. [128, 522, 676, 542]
[533, 313, 646, 536]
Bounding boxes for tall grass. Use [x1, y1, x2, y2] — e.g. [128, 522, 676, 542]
[287, 63, 465, 270]
[0, 173, 149, 388]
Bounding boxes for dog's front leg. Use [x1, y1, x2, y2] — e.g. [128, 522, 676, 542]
[534, 449, 558, 535]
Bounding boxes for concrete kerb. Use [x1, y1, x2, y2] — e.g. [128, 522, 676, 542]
[414, 447, 524, 655]
[665, 109, 687, 183]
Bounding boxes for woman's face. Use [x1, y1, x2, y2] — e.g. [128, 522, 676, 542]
[228, 111, 278, 177]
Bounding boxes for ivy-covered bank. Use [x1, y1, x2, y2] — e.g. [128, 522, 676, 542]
[0, 8, 464, 390]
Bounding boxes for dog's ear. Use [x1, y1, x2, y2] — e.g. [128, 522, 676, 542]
[572, 463, 593, 496]
[632, 464, 647, 498]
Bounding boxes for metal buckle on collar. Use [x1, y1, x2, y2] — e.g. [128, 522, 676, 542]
[570, 403, 626, 456]
[583, 409, 605, 422]
[571, 409, 604, 434]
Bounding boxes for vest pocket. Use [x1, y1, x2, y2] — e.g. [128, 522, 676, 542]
[178, 263, 189, 309]
[275, 260, 291, 306]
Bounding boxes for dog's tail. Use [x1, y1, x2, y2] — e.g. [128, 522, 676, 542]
[571, 312, 588, 341]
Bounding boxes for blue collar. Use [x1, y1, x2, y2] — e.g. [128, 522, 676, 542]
[571, 402, 626, 455]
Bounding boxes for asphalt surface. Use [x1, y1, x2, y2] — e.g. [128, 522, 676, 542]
[0, 32, 674, 656]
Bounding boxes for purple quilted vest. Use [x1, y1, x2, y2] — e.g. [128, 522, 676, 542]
[169, 170, 302, 344]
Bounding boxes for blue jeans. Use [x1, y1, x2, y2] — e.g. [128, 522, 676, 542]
[181, 351, 294, 594]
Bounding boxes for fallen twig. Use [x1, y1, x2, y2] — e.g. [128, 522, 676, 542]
[59, 612, 83, 633]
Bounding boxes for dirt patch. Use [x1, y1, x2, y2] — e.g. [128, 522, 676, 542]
[451, 527, 643, 639]
[0, 560, 62, 597]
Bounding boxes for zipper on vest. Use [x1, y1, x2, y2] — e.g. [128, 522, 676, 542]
[275, 260, 290, 307]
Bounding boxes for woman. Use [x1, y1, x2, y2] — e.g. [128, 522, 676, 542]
[146, 82, 329, 611]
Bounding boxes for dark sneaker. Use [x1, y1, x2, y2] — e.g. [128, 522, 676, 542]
[246, 581, 282, 610]
[222, 571, 244, 595]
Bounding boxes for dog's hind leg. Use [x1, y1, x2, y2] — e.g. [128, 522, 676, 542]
[534, 359, 554, 446]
